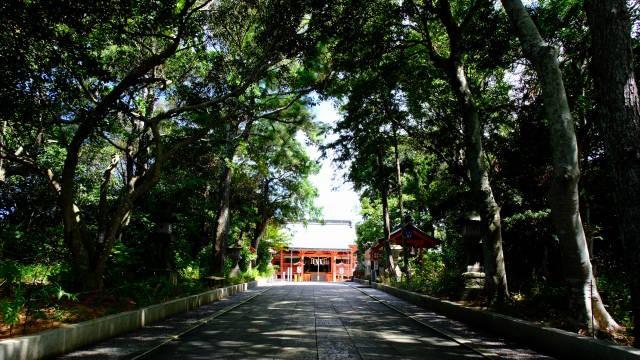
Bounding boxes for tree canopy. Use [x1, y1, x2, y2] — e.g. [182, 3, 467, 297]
[1, 0, 639, 347]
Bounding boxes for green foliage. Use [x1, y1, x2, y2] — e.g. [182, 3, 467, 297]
[254, 226, 287, 271]
[179, 265, 201, 280]
[257, 263, 277, 279]
[223, 257, 235, 278]
[0, 260, 79, 334]
[393, 233, 466, 297]
[403, 250, 446, 293]
[48, 283, 76, 302]
[0, 294, 24, 330]
[0, 260, 21, 286]
[256, 241, 273, 273]
[0, 0, 637, 341]
[597, 273, 633, 327]
[356, 198, 384, 250]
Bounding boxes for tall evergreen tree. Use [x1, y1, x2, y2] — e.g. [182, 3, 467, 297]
[585, 0, 640, 344]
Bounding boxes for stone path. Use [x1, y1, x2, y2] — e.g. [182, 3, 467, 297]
[59, 287, 265, 360]
[355, 285, 554, 359]
[140, 283, 553, 359]
[60, 282, 555, 360]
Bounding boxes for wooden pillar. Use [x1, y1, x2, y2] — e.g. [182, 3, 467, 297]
[350, 246, 356, 277]
[279, 249, 284, 279]
[351, 250, 355, 275]
[301, 252, 305, 281]
[331, 252, 336, 282]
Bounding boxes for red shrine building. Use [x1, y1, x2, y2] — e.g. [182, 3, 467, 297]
[273, 220, 357, 282]
[364, 223, 439, 278]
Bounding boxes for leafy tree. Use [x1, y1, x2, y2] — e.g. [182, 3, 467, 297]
[585, 0, 640, 343]
[0, 0, 310, 289]
[401, 0, 511, 302]
[501, 0, 620, 332]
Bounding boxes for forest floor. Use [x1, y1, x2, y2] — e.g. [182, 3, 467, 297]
[0, 278, 233, 340]
[388, 277, 634, 347]
[0, 295, 136, 339]
[451, 292, 634, 346]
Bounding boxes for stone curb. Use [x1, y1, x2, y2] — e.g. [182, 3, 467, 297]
[353, 278, 640, 360]
[0, 281, 258, 360]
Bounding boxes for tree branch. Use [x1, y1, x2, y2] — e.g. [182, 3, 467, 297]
[409, 0, 449, 68]
[98, 154, 120, 234]
[460, 0, 490, 34]
[434, 0, 460, 58]
[0, 144, 62, 193]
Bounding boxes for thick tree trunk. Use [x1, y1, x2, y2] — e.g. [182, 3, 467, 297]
[65, 120, 164, 290]
[377, 147, 397, 281]
[251, 218, 268, 253]
[211, 120, 253, 275]
[250, 214, 269, 270]
[61, 196, 93, 289]
[449, 63, 509, 303]
[585, 0, 640, 343]
[416, 0, 508, 302]
[60, 116, 127, 291]
[73, 164, 162, 290]
[212, 164, 232, 275]
[251, 179, 270, 253]
[64, 228, 112, 291]
[501, 0, 621, 333]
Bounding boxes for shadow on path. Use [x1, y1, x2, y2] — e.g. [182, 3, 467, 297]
[60, 282, 553, 360]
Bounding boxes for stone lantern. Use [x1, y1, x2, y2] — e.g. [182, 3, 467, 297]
[461, 213, 485, 298]
[227, 244, 244, 277]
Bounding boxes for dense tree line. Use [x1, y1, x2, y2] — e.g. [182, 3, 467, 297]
[0, 0, 639, 346]
[0, 0, 322, 292]
[308, 0, 639, 343]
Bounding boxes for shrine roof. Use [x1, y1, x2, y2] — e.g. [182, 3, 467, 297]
[368, 223, 439, 253]
[285, 220, 357, 250]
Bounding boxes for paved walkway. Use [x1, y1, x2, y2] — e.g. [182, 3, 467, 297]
[143, 283, 552, 359]
[59, 287, 265, 360]
[355, 285, 553, 359]
[61, 282, 553, 359]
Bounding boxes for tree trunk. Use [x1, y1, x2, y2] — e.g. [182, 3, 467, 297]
[251, 178, 270, 252]
[0, 120, 6, 182]
[392, 124, 410, 280]
[251, 219, 266, 250]
[449, 63, 509, 303]
[212, 164, 232, 275]
[251, 217, 268, 253]
[211, 120, 254, 275]
[416, 0, 508, 302]
[585, 0, 640, 342]
[377, 147, 397, 281]
[250, 214, 269, 270]
[61, 201, 92, 289]
[501, 0, 621, 333]
[81, 270, 103, 291]
[79, 162, 162, 290]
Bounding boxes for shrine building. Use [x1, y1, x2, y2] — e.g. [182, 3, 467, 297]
[364, 222, 439, 280]
[274, 220, 357, 282]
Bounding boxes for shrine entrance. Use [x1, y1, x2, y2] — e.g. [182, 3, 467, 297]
[307, 257, 330, 281]
[272, 220, 358, 282]
[274, 248, 357, 282]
